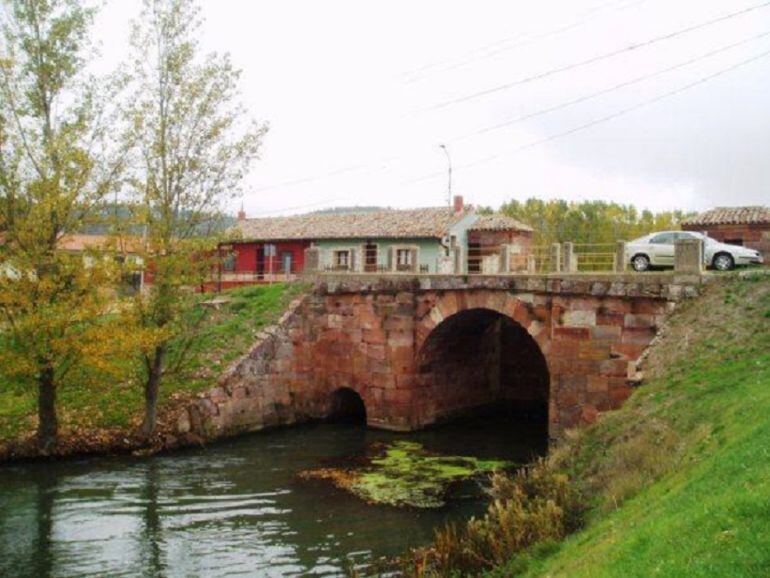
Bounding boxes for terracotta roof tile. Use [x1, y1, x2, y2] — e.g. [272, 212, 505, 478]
[57, 234, 143, 253]
[683, 206, 770, 226]
[469, 214, 533, 232]
[236, 207, 469, 241]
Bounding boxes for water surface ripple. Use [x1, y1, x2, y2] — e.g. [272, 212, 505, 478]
[0, 419, 545, 577]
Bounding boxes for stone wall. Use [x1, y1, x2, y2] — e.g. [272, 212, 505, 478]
[178, 273, 705, 440]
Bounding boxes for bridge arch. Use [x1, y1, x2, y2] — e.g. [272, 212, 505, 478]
[414, 293, 551, 428]
[327, 387, 367, 424]
[415, 291, 549, 353]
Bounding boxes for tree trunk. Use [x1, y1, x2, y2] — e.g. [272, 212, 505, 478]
[140, 345, 165, 438]
[37, 364, 58, 454]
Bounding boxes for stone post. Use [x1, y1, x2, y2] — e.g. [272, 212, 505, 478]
[550, 243, 561, 273]
[614, 241, 627, 273]
[562, 242, 577, 273]
[304, 247, 320, 273]
[499, 245, 511, 274]
[674, 238, 704, 273]
[526, 255, 536, 274]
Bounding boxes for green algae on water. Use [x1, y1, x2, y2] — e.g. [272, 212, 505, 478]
[299, 440, 511, 508]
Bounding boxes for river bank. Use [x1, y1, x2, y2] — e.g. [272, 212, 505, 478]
[407, 272, 770, 577]
[0, 284, 306, 463]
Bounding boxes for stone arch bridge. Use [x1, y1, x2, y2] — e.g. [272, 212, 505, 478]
[179, 273, 705, 440]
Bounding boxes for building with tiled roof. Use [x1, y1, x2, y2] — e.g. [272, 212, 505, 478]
[682, 206, 770, 226]
[217, 196, 534, 282]
[469, 215, 534, 233]
[237, 206, 468, 241]
[682, 206, 770, 261]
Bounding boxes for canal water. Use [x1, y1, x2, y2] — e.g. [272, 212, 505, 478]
[0, 417, 546, 577]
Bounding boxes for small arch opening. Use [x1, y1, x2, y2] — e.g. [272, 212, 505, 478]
[328, 387, 367, 424]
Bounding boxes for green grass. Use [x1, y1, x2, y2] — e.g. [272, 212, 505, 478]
[490, 273, 770, 577]
[0, 283, 306, 442]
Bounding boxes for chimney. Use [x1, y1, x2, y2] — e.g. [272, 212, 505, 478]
[237, 203, 246, 221]
[453, 195, 464, 214]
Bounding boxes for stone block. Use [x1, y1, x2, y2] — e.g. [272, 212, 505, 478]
[579, 341, 611, 361]
[209, 387, 228, 404]
[624, 313, 657, 328]
[621, 326, 656, 345]
[384, 316, 414, 332]
[387, 330, 414, 348]
[586, 375, 609, 393]
[554, 326, 591, 340]
[581, 404, 599, 424]
[363, 328, 387, 345]
[599, 359, 629, 377]
[365, 344, 387, 362]
[176, 409, 191, 434]
[610, 343, 646, 360]
[562, 310, 597, 327]
[591, 325, 621, 340]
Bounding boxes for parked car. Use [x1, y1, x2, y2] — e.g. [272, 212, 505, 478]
[626, 231, 763, 272]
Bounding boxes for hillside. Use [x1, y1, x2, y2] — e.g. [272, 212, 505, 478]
[501, 272, 770, 577]
[0, 283, 305, 459]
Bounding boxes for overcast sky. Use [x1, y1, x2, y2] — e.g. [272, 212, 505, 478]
[94, 0, 770, 216]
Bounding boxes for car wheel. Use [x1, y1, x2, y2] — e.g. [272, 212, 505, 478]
[712, 253, 735, 271]
[632, 254, 650, 272]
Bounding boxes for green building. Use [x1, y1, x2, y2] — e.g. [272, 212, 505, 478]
[233, 197, 533, 275]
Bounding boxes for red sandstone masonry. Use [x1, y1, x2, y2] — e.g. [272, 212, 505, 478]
[178, 273, 706, 440]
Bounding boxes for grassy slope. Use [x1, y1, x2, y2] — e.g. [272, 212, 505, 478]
[0, 283, 305, 442]
[508, 273, 770, 577]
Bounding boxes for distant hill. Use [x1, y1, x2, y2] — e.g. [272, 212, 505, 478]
[81, 204, 234, 236]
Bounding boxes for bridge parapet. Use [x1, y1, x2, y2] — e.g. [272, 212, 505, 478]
[313, 272, 707, 302]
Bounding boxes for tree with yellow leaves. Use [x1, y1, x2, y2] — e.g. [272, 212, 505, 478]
[0, 0, 126, 452]
[123, 0, 267, 437]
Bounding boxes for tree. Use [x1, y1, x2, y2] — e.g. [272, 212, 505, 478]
[0, 0, 125, 452]
[500, 198, 692, 246]
[124, 0, 267, 437]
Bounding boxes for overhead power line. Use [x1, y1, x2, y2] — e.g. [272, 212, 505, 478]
[402, 0, 649, 84]
[421, 0, 770, 113]
[449, 29, 770, 143]
[405, 47, 770, 185]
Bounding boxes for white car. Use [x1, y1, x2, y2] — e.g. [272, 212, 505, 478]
[626, 231, 763, 272]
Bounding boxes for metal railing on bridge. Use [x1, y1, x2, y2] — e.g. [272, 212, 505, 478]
[571, 243, 619, 273]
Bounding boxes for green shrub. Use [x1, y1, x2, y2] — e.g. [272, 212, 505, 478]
[403, 459, 581, 577]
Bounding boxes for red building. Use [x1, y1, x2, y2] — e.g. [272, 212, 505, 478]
[219, 238, 309, 278]
[210, 210, 310, 290]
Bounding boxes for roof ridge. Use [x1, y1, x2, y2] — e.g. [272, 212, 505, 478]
[243, 205, 458, 222]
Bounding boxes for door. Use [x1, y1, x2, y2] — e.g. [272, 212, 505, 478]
[648, 232, 676, 266]
[282, 252, 293, 275]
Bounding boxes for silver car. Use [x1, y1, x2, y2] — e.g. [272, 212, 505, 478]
[626, 231, 763, 272]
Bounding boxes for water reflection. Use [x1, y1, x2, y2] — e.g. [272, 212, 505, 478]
[0, 417, 545, 577]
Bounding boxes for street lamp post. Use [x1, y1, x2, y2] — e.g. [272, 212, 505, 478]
[439, 144, 452, 209]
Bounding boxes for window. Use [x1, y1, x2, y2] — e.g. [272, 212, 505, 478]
[222, 253, 236, 272]
[725, 238, 743, 246]
[334, 250, 350, 269]
[396, 248, 413, 271]
[364, 243, 378, 272]
[650, 233, 676, 244]
[468, 242, 481, 273]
